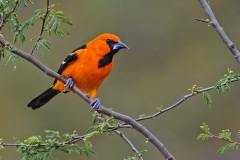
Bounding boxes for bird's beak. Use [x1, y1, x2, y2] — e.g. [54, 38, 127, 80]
[113, 41, 129, 50]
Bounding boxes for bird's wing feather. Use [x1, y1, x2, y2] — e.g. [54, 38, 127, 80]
[53, 44, 86, 84]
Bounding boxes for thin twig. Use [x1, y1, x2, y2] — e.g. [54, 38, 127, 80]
[209, 133, 240, 145]
[98, 117, 144, 160]
[137, 79, 238, 121]
[195, 18, 209, 23]
[2, 135, 85, 148]
[198, 0, 240, 63]
[29, 0, 50, 55]
[110, 78, 239, 130]
[0, 37, 175, 160]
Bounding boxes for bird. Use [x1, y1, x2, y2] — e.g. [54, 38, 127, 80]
[27, 33, 129, 110]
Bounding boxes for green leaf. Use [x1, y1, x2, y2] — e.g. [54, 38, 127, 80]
[85, 149, 96, 156]
[217, 143, 239, 155]
[0, 46, 5, 61]
[200, 123, 210, 133]
[197, 133, 210, 140]
[92, 112, 100, 125]
[212, 68, 240, 94]
[231, 73, 240, 79]
[45, 130, 60, 138]
[54, 11, 73, 26]
[33, 39, 51, 55]
[202, 92, 212, 106]
[219, 129, 231, 141]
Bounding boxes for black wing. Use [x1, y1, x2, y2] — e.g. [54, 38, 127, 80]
[53, 44, 86, 84]
[58, 44, 87, 74]
[53, 54, 78, 85]
[71, 44, 86, 53]
[57, 54, 78, 74]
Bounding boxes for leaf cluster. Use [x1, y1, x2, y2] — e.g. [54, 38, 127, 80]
[213, 68, 240, 93]
[90, 112, 117, 135]
[124, 150, 147, 160]
[198, 123, 240, 155]
[189, 69, 240, 108]
[0, 0, 73, 68]
[188, 85, 212, 107]
[2, 130, 96, 160]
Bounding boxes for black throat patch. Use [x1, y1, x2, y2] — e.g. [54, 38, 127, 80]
[98, 50, 118, 68]
[98, 39, 120, 68]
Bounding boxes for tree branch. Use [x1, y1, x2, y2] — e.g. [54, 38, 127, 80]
[198, 0, 240, 63]
[29, 0, 50, 55]
[108, 77, 239, 131]
[98, 117, 144, 160]
[0, 37, 175, 160]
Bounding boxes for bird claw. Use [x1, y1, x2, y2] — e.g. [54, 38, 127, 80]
[90, 98, 101, 111]
[65, 78, 74, 90]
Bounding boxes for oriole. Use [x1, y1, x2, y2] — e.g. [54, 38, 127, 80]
[27, 33, 129, 109]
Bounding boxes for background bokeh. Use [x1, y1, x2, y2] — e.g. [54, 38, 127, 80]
[1, 0, 240, 159]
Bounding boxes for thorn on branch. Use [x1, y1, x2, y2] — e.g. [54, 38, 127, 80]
[195, 18, 210, 23]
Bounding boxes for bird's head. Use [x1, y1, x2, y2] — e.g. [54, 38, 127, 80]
[87, 33, 129, 56]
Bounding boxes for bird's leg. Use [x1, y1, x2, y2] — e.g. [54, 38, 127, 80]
[65, 78, 74, 90]
[90, 98, 101, 111]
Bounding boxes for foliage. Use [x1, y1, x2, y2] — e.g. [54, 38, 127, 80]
[198, 123, 240, 155]
[188, 85, 212, 107]
[90, 111, 118, 135]
[0, 0, 73, 68]
[213, 68, 240, 93]
[124, 150, 147, 160]
[1, 130, 96, 160]
[0, 112, 144, 159]
[187, 69, 240, 108]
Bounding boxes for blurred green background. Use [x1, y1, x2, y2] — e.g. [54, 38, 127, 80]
[1, 0, 240, 159]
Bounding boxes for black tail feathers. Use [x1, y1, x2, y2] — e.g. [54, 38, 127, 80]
[27, 88, 60, 110]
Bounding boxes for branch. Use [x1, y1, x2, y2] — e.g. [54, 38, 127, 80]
[97, 117, 144, 160]
[198, 0, 240, 63]
[0, 134, 87, 147]
[109, 78, 239, 131]
[0, 37, 175, 160]
[0, 0, 19, 30]
[2, 134, 85, 148]
[29, 0, 49, 55]
[135, 79, 238, 122]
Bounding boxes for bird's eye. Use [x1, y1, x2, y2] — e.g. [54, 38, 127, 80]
[106, 39, 112, 44]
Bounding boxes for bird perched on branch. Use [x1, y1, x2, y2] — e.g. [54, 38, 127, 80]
[27, 33, 129, 110]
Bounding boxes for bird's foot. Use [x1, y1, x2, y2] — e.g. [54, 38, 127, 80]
[90, 98, 101, 111]
[65, 78, 74, 90]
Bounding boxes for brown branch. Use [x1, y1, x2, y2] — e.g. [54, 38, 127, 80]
[29, 0, 50, 55]
[135, 79, 238, 122]
[198, 0, 240, 63]
[209, 133, 240, 145]
[2, 135, 85, 147]
[0, 37, 175, 160]
[110, 78, 239, 130]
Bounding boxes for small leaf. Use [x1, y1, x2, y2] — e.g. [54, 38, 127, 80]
[200, 123, 210, 133]
[197, 133, 210, 140]
[202, 92, 212, 107]
[217, 143, 238, 155]
[219, 129, 231, 141]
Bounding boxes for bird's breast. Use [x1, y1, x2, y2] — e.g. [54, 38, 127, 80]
[62, 54, 114, 94]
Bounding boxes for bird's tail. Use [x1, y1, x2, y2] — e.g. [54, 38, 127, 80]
[27, 88, 60, 110]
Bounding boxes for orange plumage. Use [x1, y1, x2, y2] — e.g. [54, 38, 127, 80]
[28, 33, 128, 109]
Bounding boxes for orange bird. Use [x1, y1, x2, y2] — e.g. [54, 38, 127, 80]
[27, 33, 129, 109]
